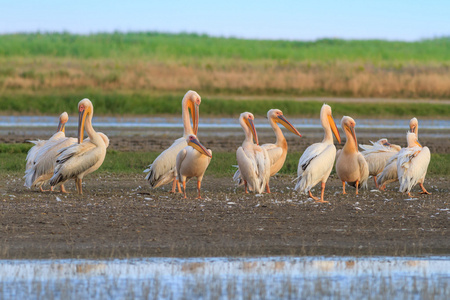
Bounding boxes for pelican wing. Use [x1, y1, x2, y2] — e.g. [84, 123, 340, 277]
[360, 143, 397, 155]
[236, 146, 265, 193]
[377, 153, 399, 187]
[25, 139, 46, 170]
[25, 137, 77, 188]
[358, 140, 376, 152]
[145, 137, 187, 188]
[261, 143, 283, 168]
[175, 148, 188, 182]
[295, 143, 336, 193]
[298, 142, 329, 174]
[398, 146, 430, 193]
[50, 141, 99, 186]
[363, 151, 398, 176]
[255, 147, 270, 192]
[357, 152, 369, 188]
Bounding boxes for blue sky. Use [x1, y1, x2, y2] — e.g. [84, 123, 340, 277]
[1, 0, 449, 41]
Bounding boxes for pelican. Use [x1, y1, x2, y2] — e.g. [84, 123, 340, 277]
[176, 135, 212, 199]
[377, 117, 418, 190]
[144, 90, 200, 193]
[25, 112, 68, 171]
[397, 132, 431, 197]
[50, 98, 108, 194]
[359, 138, 401, 188]
[235, 112, 270, 194]
[27, 132, 109, 193]
[233, 109, 301, 193]
[336, 116, 369, 195]
[294, 104, 341, 202]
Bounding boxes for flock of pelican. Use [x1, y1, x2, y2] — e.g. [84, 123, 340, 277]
[25, 91, 431, 200]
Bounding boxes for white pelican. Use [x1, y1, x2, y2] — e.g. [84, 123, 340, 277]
[336, 116, 369, 195]
[377, 117, 418, 190]
[233, 109, 301, 193]
[176, 134, 212, 199]
[397, 132, 431, 197]
[144, 90, 200, 193]
[294, 104, 341, 202]
[27, 132, 109, 193]
[359, 138, 401, 188]
[235, 112, 271, 194]
[50, 99, 108, 194]
[25, 112, 68, 171]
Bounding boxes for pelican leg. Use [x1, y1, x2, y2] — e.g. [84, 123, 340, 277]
[379, 184, 386, 191]
[50, 186, 54, 192]
[60, 184, 69, 194]
[177, 180, 182, 194]
[342, 181, 347, 194]
[39, 186, 50, 192]
[419, 183, 431, 195]
[355, 180, 359, 195]
[315, 182, 329, 203]
[182, 181, 187, 199]
[373, 176, 379, 189]
[244, 181, 249, 194]
[308, 190, 319, 201]
[75, 178, 83, 195]
[170, 180, 177, 193]
[265, 183, 271, 194]
[196, 181, 202, 199]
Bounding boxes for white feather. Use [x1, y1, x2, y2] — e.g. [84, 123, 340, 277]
[398, 146, 430, 193]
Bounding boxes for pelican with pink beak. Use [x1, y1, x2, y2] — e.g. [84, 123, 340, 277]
[294, 104, 341, 202]
[145, 90, 201, 193]
[176, 134, 212, 199]
[50, 98, 108, 194]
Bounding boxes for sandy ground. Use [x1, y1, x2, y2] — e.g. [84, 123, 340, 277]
[1, 174, 448, 259]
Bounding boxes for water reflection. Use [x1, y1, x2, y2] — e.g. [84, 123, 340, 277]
[1, 115, 449, 130]
[0, 256, 448, 299]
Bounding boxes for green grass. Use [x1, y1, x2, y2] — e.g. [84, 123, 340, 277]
[4, 144, 450, 176]
[1, 33, 450, 63]
[1, 91, 450, 118]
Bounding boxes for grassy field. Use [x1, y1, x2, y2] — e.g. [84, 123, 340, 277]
[2, 33, 450, 62]
[1, 32, 450, 112]
[2, 144, 449, 177]
[1, 91, 449, 117]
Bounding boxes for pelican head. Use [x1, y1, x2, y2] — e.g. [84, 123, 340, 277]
[377, 138, 391, 147]
[187, 134, 212, 158]
[240, 112, 259, 145]
[409, 117, 418, 136]
[78, 98, 93, 144]
[406, 132, 422, 148]
[268, 109, 302, 137]
[183, 90, 201, 135]
[341, 116, 357, 149]
[57, 112, 69, 133]
[321, 104, 341, 143]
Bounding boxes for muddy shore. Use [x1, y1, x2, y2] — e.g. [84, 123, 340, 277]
[1, 174, 448, 259]
[2, 126, 450, 153]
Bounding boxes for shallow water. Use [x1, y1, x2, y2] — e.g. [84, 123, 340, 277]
[1, 115, 450, 130]
[1, 256, 449, 299]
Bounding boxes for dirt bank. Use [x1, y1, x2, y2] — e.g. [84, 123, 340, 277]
[0, 174, 448, 259]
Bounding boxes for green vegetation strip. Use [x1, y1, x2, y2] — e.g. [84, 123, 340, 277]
[1, 33, 450, 63]
[2, 144, 449, 177]
[1, 92, 449, 118]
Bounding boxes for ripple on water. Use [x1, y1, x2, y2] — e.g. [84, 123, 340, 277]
[0, 256, 449, 299]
